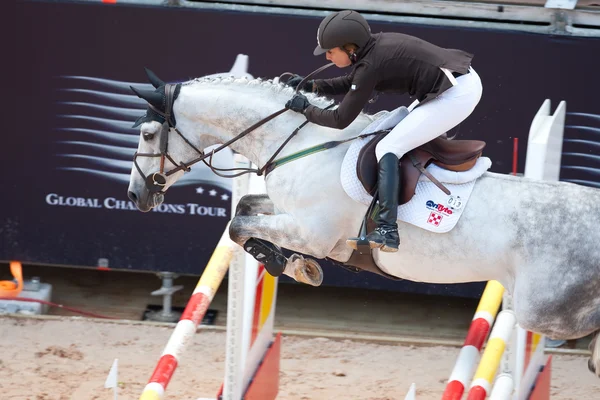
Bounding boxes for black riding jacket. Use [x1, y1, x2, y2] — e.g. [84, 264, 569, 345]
[304, 32, 474, 129]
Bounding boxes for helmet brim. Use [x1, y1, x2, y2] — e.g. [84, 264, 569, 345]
[313, 45, 329, 56]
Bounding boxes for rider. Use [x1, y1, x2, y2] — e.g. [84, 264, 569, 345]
[285, 10, 483, 253]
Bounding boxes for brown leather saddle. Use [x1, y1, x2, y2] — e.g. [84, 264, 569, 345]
[330, 132, 487, 281]
[357, 132, 486, 205]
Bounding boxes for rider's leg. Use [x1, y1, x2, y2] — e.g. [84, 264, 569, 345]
[346, 153, 400, 252]
[375, 68, 483, 160]
[368, 153, 401, 252]
[347, 68, 483, 252]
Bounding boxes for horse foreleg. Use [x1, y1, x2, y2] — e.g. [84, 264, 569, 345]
[234, 195, 315, 283]
[235, 194, 275, 216]
[229, 214, 333, 286]
[234, 194, 309, 281]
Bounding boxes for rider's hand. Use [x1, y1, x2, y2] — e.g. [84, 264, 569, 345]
[287, 75, 314, 92]
[285, 93, 311, 114]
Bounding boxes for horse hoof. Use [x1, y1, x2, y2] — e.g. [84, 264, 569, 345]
[589, 358, 597, 375]
[301, 258, 324, 287]
[285, 254, 323, 287]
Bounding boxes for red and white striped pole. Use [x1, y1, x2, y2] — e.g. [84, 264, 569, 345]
[467, 310, 517, 400]
[489, 373, 514, 400]
[442, 280, 505, 400]
[138, 228, 235, 400]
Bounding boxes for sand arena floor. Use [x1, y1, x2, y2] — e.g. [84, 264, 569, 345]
[1, 317, 598, 400]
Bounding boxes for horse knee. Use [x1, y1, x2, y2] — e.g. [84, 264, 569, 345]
[235, 194, 271, 216]
[229, 216, 249, 245]
[235, 194, 258, 216]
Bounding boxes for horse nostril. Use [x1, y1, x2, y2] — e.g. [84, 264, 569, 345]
[128, 190, 138, 203]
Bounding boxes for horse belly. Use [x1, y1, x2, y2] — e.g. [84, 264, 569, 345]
[375, 249, 500, 284]
[371, 198, 517, 286]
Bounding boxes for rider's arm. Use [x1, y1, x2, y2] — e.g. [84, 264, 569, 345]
[304, 63, 377, 129]
[313, 75, 352, 95]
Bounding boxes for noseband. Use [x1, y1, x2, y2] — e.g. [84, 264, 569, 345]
[133, 63, 334, 193]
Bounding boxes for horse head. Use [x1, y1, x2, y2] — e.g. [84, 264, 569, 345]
[127, 68, 212, 212]
[127, 67, 373, 212]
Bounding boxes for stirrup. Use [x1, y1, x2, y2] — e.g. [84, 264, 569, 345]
[346, 236, 365, 251]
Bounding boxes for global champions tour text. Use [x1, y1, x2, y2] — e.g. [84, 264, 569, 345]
[45, 193, 228, 216]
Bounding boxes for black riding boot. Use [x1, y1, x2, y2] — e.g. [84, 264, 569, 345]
[367, 153, 400, 252]
[347, 153, 400, 252]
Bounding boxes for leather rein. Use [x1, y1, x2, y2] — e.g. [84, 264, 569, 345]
[133, 63, 336, 193]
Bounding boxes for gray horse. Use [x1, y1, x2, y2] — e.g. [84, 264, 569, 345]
[127, 71, 600, 377]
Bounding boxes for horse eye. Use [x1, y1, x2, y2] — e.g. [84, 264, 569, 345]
[143, 132, 155, 141]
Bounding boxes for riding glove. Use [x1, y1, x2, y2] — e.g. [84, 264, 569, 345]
[285, 93, 311, 114]
[286, 75, 314, 92]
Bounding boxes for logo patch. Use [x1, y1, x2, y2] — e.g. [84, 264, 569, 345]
[427, 212, 443, 227]
[426, 200, 453, 216]
[351, 84, 357, 91]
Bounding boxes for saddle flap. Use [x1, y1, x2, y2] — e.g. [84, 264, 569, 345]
[356, 131, 389, 197]
[355, 131, 426, 205]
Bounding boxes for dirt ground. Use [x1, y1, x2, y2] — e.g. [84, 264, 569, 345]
[0, 317, 598, 400]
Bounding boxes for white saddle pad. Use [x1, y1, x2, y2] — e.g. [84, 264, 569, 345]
[340, 111, 492, 233]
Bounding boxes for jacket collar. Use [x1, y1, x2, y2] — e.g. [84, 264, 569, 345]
[353, 34, 378, 64]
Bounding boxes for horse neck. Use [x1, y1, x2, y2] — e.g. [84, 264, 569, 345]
[174, 80, 370, 167]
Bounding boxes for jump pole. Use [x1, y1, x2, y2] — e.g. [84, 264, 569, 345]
[467, 310, 517, 400]
[137, 153, 280, 400]
[442, 280, 505, 400]
[138, 227, 235, 400]
[441, 281, 550, 400]
[216, 153, 280, 400]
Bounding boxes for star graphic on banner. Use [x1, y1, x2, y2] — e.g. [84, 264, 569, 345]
[196, 187, 205, 194]
[221, 194, 230, 201]
[209, 189, 217, 196]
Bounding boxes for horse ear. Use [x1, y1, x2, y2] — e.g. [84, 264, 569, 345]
[145, 67, 165, 88]
[130, 86, 163, 110]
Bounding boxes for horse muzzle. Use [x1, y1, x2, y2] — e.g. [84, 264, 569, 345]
[128, 184, 164, 213]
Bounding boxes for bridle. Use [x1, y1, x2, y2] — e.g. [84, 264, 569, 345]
[133, 63, 334, 194]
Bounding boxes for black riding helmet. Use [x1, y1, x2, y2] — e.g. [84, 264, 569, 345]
[313, 10, 371, 56]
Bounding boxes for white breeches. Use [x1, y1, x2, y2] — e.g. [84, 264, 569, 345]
[375, 67, 483, 161]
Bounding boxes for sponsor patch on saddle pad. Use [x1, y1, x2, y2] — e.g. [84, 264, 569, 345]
[340, 135, 492, 233]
